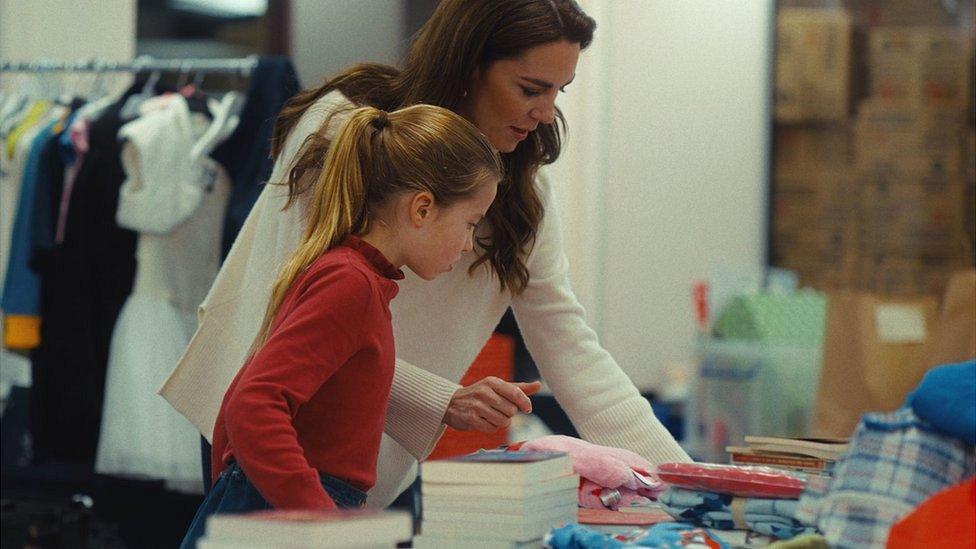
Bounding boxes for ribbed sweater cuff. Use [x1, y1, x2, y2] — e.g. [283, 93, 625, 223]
[385, 359, 459, 460]
[574, 397, 692, 466]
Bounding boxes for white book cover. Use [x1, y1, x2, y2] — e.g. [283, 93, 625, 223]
[422, 507, 577, 542]
[421, 472, 579, 498]
[204, 509, 412, 548]
[412, 534, 543, 549]
[422, 487, 578, 515]
[743, 436, 848, 460]
[198, 539, 389, 549]
[423, 501, 576, 524]
[421, 451, 573, 486]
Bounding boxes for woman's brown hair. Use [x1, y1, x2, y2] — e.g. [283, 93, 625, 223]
[270, 0, 596, 294]
[255, 105, 501, 350]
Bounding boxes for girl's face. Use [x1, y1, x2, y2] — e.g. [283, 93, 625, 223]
[458, 40, 581, 153]
[403, 178, 498, 280]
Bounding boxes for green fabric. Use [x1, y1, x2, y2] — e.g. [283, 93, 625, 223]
[713, 291, 826, 346]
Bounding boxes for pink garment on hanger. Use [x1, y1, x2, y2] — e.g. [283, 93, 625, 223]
[55, 116, 91, 244]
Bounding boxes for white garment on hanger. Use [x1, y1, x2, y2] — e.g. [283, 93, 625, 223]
[96, 93, 237, 492]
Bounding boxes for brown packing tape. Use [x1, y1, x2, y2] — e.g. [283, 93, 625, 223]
[730, 497, 748, 530]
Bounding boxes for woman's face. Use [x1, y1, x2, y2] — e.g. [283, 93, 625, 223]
[459, 40, 581, 153]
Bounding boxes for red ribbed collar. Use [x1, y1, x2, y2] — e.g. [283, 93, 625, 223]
[340, 235, 404, 280]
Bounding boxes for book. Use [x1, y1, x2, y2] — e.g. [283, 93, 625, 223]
[420, 471, 579, 498]
[422, 487, 578, 515]
[577, 507, 673, 526]
[420, 451, 573, 486]
[422, 502, 577, 526]
[198, 539, 390, 549]
[421, 505, 577, 542]
[412, 534, 543, 549]
[726, 446, 835, 474]
[204, 509, 412, 548]
[742, 436, 848, 460]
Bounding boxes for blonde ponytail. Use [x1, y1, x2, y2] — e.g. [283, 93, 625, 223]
[252, 103, 501, 355]
[253, 107, 390, 350]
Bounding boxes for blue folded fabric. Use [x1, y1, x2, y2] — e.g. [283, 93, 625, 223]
[545, 522, 731, 549]
[659, 488, 815, 540]
[906, 360, 976, 444]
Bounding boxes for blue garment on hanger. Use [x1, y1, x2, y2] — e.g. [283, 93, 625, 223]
[906, 360, 976, 444]
[1, 119, 59, 328]
[210, 56, 300, 258]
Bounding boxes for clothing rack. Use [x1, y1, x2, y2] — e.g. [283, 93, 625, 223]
[0, 55, 259, 75]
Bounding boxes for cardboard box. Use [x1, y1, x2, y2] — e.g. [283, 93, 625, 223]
[776, 8, 853, 122]
[775, 127, 853, 174]
[854, 100, 965, 172]
[867, 27, 974, 108]
[776, 252, 860, 292]
[773, 220, 859, 263]
[854, 252, 972, 297]
[850, 0, 960, 27]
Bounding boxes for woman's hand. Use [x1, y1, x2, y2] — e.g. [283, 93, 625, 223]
[443, 378, 542, 432]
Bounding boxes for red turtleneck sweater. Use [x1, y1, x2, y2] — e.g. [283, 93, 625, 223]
[210, 236, 404, 510]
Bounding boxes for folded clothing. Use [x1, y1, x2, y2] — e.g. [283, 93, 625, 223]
[659, 487, 815, 540]
[545, 522, 731, 549]
[767, 533, 829, 548]
[657, 462, 806, 499]
[906, 359, 975, 444]
[546, 523, 776, 548]
[795, 407, 976, 548]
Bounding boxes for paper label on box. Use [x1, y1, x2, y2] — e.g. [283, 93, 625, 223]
[875, 304, 927, 343]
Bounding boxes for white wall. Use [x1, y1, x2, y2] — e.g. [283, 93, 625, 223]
[0, 0, 135, 61]
[548, 1, 773, 390]
[290, 0, 406, 87]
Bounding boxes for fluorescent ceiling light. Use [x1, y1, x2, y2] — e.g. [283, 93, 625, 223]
[169, 0, 267, 18]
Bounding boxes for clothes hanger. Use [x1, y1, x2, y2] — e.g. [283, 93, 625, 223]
[119, 68, 161, 121]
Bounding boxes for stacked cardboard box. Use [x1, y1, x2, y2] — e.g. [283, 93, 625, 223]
[772, 5, 975, 297]
[775, 8, 853, 123]
[867, 28, 972, 109]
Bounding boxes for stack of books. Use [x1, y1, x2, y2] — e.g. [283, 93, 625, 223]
[726, 436, 849, 476]
[413, 451, 579, 549]
[196, 509, 413, 548]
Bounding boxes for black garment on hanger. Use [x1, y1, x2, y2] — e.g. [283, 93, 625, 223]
[211, 56, 300, 258]
[29, 82, 145, 468]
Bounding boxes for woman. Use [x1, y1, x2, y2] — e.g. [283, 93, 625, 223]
[161, 0, 692, 509]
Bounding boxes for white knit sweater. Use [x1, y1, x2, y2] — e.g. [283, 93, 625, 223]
[160, 91, 691, 508]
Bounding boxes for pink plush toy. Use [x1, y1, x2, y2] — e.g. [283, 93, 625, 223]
[510, 435, 666, 510]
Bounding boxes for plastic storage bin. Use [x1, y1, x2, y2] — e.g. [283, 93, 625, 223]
[684, 339, 823, 463]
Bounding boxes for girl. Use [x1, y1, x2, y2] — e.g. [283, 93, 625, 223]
[179, 104, 501, 548]
[163, 0, 692, 510]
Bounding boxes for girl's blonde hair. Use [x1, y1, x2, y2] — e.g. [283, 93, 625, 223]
[254, 104, 502, 349]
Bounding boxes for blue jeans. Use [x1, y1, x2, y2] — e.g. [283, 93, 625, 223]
[180, 462, 367, 549]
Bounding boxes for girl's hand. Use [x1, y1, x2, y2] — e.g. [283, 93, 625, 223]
[443, 378, 542, 432]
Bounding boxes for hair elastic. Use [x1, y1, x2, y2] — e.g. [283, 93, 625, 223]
[371, 112, 391, 130]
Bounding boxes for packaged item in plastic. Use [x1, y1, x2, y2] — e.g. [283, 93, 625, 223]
[657, 462, 807, 499]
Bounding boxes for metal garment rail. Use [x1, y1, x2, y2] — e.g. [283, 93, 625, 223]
[0, 56, 259, 75]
